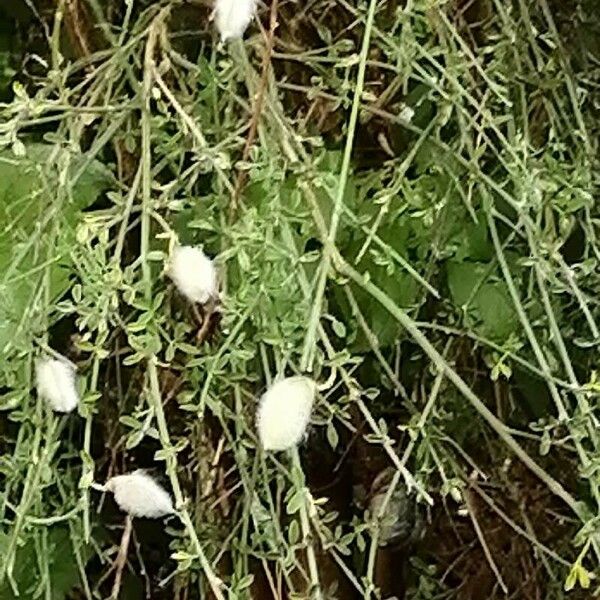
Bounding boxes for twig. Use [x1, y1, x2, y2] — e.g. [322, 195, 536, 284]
[111, 514, 134, 600]
[486, 210, 568, 422]
[464, 489, 508, 595]
[131, 528, 152, 599]
[473, 481, 568, 569]
[195, 297, 218, 345]
[63, 0, 94, 59]
[299, 175, 591, 536]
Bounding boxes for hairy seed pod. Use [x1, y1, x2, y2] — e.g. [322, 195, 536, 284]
[215, 0, 256, 42]
[105, 470, 174, 518]
[168, 245, 218, 305]
[35, 356, 79, 413]
[257, 376, 316, 451]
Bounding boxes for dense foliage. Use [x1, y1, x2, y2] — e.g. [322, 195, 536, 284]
[0, 0, 599, 598]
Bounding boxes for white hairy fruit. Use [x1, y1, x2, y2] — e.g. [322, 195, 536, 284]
[168, 245, 218, 304]
[105, 470, 174, 518]
[257, 376, 316, 451]
[215, 0, 256, 42]
[35, 356, 79, 413]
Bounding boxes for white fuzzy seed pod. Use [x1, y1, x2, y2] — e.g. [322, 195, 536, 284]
[215, 0, 256, 42]
[168, 245, 218, 304]
[257, 376, 316, 451]
[105, 470, 174, 518]
[35, 356, 79, 413]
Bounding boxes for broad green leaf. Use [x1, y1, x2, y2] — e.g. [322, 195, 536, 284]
[0, 527, 90, 599]
[447, 261, 488, 308]
[447, 261, 517, 341]
[286, 488, 305, 515]
[326, 421, 339, 449]
[474, 283, 517, 340]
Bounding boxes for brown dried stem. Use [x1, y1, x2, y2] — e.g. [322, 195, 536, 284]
[110, 514, 134, 600]
[231, 0, 280, 216]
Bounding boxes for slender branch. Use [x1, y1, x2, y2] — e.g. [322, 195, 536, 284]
[110, 515, 134, 600]
[141, 12, 227, 599]
[291, 447, 323, 600]
[300, 0, 378, 372]
[464, 489, 508, 595]
[486, 210, 568, 422]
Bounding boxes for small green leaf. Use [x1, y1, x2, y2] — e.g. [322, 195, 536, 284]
[564, 563, 590, 591]
[326, 421, 339, 449]
[299, 251, 320, 263]
[331, 318, 346, 338]
[288, 519, 300, 545]
[123, 352, 144, 366]
[146, 250, 165, 261]
[578, 564, 591, 589]
[125, 429, 145, 449]
[286, 489, 305, 515]
[119, 416, 141, 429]
[172, 550, 195, 561]
[0, 390, 25, 411]
[539, 430, 551, 456]
[236, 574, 254, 590]
[79, 469, 94, 490]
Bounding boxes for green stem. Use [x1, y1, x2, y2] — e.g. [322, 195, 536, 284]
[300, 0, 378, 372]
[290, 447, 323, 600]
[139, 12, 227, 599]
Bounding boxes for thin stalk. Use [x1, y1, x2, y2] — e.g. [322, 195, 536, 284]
[290, 447, 323, 600]
[140, 12, 227, 599]
[486, 211, 568, 422]
[300, 0, 378, 372]
[364, 352, 446, 598]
